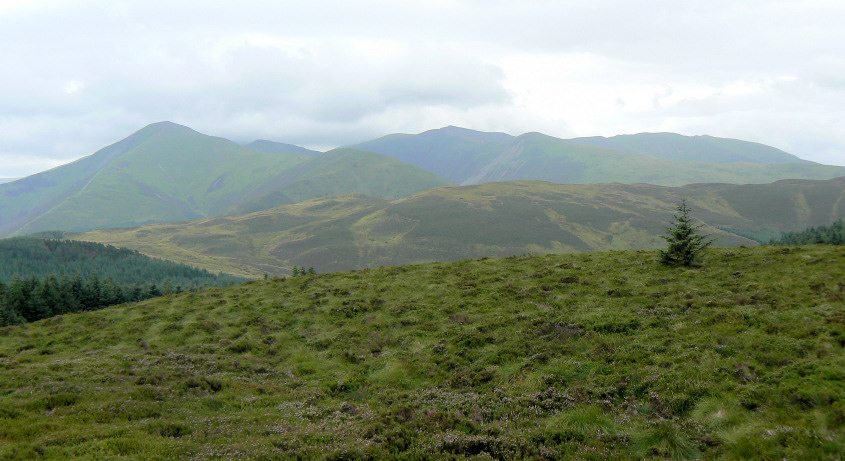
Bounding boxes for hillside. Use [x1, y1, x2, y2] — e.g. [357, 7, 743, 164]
[77, 177, 845, 277]
[0, 123, 451, 237]
[354, 127, 845, 186]
[226, 148, 454, 215]
[0, 122, 311, 236]
[0, 246, 842, 459]
[352, 126, 516, 183]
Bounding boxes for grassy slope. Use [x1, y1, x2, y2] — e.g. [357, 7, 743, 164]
[78, 178, 845, 278]
[1, 124, 452, 237]
[1, 122, 312, 237]
[228, 148, 454, 216]
[0, 125, 158, 236]
[0, 246, 842, 459]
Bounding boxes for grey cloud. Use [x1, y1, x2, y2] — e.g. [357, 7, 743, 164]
[1, 0, 845, 176]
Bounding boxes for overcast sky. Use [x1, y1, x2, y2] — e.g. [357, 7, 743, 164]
[1, 0, 844, 178]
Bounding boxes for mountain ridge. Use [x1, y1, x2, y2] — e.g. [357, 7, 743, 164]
[354, 127, 842, 185]
[77, 176, 845, 277]
[0, 122, 451, 237]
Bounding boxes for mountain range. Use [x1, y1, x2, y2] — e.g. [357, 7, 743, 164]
[2, 121, 844, 246]
[353, 126, 842, 185]
[0, 122, 450, 237]
[77, 176, 845, 277]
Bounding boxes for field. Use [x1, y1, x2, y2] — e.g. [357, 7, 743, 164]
[0, 245, 843, 459]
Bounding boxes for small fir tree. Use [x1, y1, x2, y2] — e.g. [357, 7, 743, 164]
[659, 199, 715, 266]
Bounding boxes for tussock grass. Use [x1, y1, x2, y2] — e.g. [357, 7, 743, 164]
[0, 245, 843, 459]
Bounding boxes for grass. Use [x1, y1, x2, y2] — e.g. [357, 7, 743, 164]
[0, 245, 843, 459]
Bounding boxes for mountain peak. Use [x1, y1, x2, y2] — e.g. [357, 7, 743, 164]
[425, 125, 514, 143]
[137, 121, 196, 136]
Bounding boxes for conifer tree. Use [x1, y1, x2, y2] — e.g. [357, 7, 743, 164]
[659, 199, 715, 266]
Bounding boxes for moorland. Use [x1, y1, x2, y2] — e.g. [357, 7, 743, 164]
[0, 246, 843, 459]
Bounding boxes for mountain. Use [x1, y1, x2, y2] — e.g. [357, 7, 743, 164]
[0, 122, 311, 236]
[1, 245, 841, 459]
[567, 132, 807, 163]
[354, 127, 845, 185]
[352, 125, 515, 183]
[0, 122, 451, 237]
[225, 148, 453, 215]
[77, 177, 845, 277]
[0, 178, 17, 184]
[243, 139, 321, 155]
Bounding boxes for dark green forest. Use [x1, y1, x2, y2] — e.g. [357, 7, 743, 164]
[769, 219, 844, 245]
[0, 238, 245, 326]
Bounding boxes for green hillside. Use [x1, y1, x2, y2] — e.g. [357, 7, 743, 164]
[0, 122, 312, 236]
[355, 127, 845, 186]
[0, 246, 842, 459]
[77, 177, 845, 278]
[0, 123, 451, 237]
[227, 148, 454, 215]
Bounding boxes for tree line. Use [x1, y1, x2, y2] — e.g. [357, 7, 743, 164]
[1, 274, 184, 326]
[0, 237, 246, 326]
[0, 237, 243, 286]
[768, 219, 844, 246]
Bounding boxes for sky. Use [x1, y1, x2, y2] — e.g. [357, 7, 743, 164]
[1, 0, 844, 178]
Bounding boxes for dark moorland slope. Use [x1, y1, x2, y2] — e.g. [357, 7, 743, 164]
[78, 177, 845, 277]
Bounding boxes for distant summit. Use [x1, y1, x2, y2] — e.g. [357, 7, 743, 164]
[568, 132, 807, 164]
[429, 125, 514, 143]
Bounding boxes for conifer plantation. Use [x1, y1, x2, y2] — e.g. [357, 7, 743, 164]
[769, 219, 844, 246]
[0, 238, 244, 325]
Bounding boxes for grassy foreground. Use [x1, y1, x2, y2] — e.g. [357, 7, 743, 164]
[0, 246, 843, 459]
